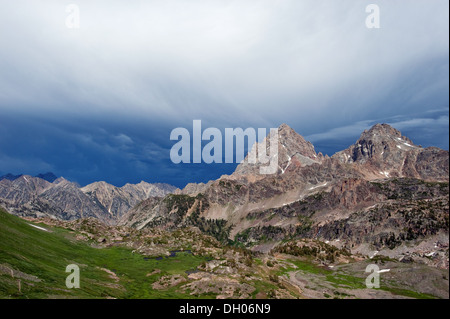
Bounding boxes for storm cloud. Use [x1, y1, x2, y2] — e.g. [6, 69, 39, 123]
[0, 0, 448, 187]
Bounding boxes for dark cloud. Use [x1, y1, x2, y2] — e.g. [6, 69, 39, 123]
[0, 1, 448, 187]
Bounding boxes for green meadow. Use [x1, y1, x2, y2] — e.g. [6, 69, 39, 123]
[0, 208, 208, 299]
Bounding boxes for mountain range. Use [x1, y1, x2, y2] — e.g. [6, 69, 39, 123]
[1, 123, 448, 268]
[0, 175, 178, 224]
[0, 172, 58, 183]
[118, 123, 449, 267]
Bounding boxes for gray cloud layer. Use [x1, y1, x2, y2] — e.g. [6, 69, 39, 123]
[0, 0, 448, 187]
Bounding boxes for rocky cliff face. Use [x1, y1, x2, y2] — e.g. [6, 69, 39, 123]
[0, 176, 178, 224]
[332, 124, 449, 181]
[230, 123, 323, 181]
[120, 123, 448, 264]
[0, 175, 52, 204]
[81, 181, 178, 220]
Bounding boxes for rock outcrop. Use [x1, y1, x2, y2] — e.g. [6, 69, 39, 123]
[119, 123, 448, 263]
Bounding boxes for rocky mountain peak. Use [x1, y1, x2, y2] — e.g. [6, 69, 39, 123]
[366, 123, 400, 135]
[0, 173, 23, 181]
[359, 123, 414, 145]
[82, 181, 115, 193]
[277, 124, 317, 159]
[35, 172, 58, 183]
[231, 123, 320, 179]
[333, 123, 420, 164]
[53, 177, 69, 185]
[330, 123, 448, 181]
[0, 172, 58, 183]
[278, 123, 295, 134]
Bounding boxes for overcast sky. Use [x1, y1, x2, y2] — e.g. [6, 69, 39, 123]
[0, 0, 448, 188]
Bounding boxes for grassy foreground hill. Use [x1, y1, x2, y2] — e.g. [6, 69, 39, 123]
[0, 207, 208, 299]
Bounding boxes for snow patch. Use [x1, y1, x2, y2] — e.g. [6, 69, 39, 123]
[395, 137, 414, 148]
[283, 159, 292, 174]
[402, 142, 413, 147]
[379, 171, 390, 178]
[308, 182, 328, 191]
[377, 269, 390, 274]
[28, 224, 50, 232]
[369, 251, 379, 259]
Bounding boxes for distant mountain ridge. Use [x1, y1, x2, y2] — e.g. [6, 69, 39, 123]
[1, 172, 57, 183]
[35, 172, 58, 183]
[0, 173, 24, 181]
[0, 174, 178, 224]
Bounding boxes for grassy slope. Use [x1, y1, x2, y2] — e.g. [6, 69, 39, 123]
[0, 207, 208, 299]
[0, 207, 444, 299]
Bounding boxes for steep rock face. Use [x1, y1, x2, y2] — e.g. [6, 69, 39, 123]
[231, 178, 448, 268]
[315, 195, 449, 246]
[117, 197, 165, 229]
[81, 181, 178, 220]
[231, 124, 323, 180]
[81, 181, 130, 219]
[413, 147, 449, 181]
[240, 178, 448, 228]
[180, 122, 442, 216]
[179, 181, 212, 196]
[311, 188, 449, 269]
[328, 178, 383, 210]
[121, 181, 177, 199]
[0, 176, 178, 224]
[118, 193, 232, 243]
[120, 123, 448, 262]
[275, 123, 322, 171]
[0, 176, 52, 205]
[36, 178, 111, 223]
[161, 124, 447, 223]
[178, 123, 447, 218]
[335, 124, 413, 162]
[332, 123, 449, 181]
